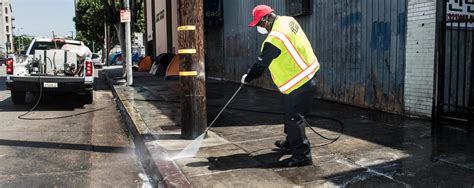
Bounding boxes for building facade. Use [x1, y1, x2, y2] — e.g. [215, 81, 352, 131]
[144, 0, 473, 120]
[0, 0, 12, 56]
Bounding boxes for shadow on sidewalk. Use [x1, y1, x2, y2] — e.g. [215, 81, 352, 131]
[186, 149, 291, 170]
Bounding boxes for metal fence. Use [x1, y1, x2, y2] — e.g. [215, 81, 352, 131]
[437, 20, 474, 126]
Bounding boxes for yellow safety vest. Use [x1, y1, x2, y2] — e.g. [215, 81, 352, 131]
[263, 16, 320, 94]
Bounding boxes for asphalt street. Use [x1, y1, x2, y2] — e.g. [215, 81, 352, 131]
[0, 66, 150, 187]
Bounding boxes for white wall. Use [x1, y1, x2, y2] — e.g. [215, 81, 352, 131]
[0, 1, 6, 55]
[154, 0, 167, 55]
[404, 0, 437, 117]
[145, 0, 153, 42]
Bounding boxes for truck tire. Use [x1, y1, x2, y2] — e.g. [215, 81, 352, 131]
[11, 91, 26, 105]
[84, 91, 94, 104]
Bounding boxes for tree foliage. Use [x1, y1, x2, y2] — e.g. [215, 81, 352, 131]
[74, 0, 107, 51]
[74, 0, 144, 52]
[13, 35, 33, 53]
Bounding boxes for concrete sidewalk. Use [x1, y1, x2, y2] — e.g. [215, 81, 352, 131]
[104, 66, 474, 187]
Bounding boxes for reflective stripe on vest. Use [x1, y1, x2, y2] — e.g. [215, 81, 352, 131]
[269, 32, 308, 70]
[279, 59, 320, 93]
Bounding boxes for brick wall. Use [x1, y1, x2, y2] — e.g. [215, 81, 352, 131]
[404, 0, 437, 117]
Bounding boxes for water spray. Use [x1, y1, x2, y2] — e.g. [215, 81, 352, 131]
[171, 83, 245, 159]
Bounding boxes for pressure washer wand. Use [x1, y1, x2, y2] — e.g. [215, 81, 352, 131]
[204, 83, 245, 133]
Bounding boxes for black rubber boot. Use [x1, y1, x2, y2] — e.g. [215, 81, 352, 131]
[274, 139, 290, 150]
[281, 157, 313, 167]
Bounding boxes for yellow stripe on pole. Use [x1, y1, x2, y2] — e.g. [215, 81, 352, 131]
[177, 25, 196, 31]
[179, 71, 198, 76]
[178, 49, 197, 54]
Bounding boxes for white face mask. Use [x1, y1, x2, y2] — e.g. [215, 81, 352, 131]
[257, 26, 268, 35]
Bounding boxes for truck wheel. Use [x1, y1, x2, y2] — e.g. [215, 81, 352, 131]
[11, 91, 26, 105]
[84, 91, 94, 104]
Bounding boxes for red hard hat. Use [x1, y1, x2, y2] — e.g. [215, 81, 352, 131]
[248, 5, 274, 27]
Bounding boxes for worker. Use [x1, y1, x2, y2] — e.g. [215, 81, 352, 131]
[242, 5, 320, 167]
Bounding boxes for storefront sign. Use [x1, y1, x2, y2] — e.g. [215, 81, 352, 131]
[447, 0, 474, 27]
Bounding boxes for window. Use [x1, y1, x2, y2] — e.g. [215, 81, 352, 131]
[286, 0, 311, 16]
[29, 41, 81, 55]
[6, 26, 9, 33]
[5, 7, 7, 14]
[7, 35, 10, 43]
[5, 16, 7, 23]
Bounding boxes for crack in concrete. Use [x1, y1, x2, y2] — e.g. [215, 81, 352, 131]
[187, 169, 242, 178]
[438, 158, 474, 170]
[334, 155, 411, 188]
[0, 170, 89, 177]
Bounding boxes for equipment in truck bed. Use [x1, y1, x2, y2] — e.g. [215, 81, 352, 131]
[32, 50, 79, 76]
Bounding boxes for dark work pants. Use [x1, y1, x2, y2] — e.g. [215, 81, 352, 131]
[284, 75, 317, 160]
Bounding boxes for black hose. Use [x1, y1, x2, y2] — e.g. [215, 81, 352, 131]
[46, 57, 54, 72]
[17, 75, 111, 121]
[18, 75, 43, 120]
[125, 98, 344, 145]
[210, 105, 344, 146]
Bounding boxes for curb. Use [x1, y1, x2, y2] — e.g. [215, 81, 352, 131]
[103, 70, 192, 188]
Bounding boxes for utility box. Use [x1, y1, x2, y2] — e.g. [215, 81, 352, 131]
[286, 0, 311, 17]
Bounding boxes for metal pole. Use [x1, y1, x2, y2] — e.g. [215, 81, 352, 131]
[17, 36, 20, 53]
[124, 0, 133, 86]
[17, 28, 22, 53]
[104, 23, 108, 66]
[106, 24, 111, 66]
[178, 0, 207, 139]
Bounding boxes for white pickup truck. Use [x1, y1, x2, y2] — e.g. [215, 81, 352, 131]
[5, 38, 95, 105]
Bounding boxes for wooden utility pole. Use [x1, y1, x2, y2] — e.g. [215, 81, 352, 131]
[177, 0, 207, 139]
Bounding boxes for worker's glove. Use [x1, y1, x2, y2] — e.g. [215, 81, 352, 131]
[241, 74, 248, 84]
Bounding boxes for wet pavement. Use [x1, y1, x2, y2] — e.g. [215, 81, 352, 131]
[106, 67, 474, 187]
[0, 67, 150, 187]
